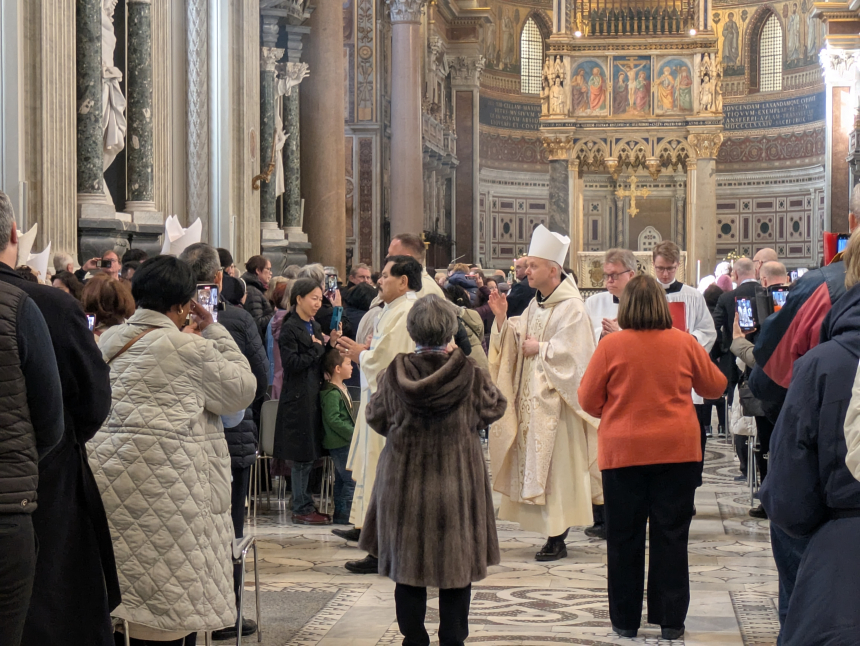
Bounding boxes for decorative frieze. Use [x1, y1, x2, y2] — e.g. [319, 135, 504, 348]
[448, 54, 485, 87]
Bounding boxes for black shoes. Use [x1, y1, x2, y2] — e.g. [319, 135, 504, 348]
[345, 554, 379, 574]
[535, 533, 568, 561]
[749, 505, 768, 519]
[584, 523, 606, 540]
[212, 618, 257, 640]
[612, 624, 637, 638]
[332, 527, 361, 542]
[661, 625, 685, 640]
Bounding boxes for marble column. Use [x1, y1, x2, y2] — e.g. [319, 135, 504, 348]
[388, 0, 427, 237]
[674, 187, 686, 249]
[300, 0, 346, 276]
[548, 160, 570, 236]
[284, 88, 302, 230]
[259, 47, 283, 228]
[569, 159, 584, 258]
[125, 0, 161, 224]
[615, 195, 626, 248]
[187, 0, 209, 233]
[687, 132, 722, 280]
[76, 0, 114, 219]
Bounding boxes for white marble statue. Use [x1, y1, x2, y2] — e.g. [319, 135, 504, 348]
[274, 95, 289, 199]
[698, 53, 716, 112]
[102, 0, 127, 199]
[550, 77, 567, 115]
[553, 55, 565, 83]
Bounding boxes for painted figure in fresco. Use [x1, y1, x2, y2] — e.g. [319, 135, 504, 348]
[614, 71, 630, 114]
[634, 70, 650, 112]
[617, 59, 648, 108]
[677, 65, 693, 111]
[588, 66, 607, 112]
[657, 66, 675, 111]
[806, 7, 818, 59]
[501, 11, 515, 65]
[787, 3, 801, 61]
[572, 68, 589, 113]
[722, 13, 740, 67]
[485, 18, 497, 64]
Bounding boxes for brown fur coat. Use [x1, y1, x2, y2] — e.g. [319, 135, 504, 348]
[358, 349, 507, 589]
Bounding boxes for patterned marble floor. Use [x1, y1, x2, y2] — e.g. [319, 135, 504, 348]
[244, 438, 780, 646]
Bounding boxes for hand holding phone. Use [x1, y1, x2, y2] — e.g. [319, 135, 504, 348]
[195, 283, 219, 322]
[736, 297, 756, 333]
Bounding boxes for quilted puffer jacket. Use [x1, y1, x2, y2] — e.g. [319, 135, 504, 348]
[88, 309, 256, 634]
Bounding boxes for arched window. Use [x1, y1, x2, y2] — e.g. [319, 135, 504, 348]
[760, 15, 783, 92]
[520, 17, 543, 95]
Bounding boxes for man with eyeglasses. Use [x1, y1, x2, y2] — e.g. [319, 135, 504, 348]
[585, 248, 637, 343]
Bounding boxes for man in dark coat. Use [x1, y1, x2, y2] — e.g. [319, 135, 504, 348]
[506, 256, 537, 318]
[760, 264, 860, 645]
[0, 192, 117, 646]
[179, 243, 268, 639]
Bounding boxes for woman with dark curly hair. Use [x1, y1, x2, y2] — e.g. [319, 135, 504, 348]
[82, 274, 135, 338]
[52, 270, 85, 301]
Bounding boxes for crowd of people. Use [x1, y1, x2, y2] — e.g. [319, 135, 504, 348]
[1, 179, 859, 646]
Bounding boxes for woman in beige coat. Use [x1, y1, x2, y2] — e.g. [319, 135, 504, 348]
[88, 256, 257, 646]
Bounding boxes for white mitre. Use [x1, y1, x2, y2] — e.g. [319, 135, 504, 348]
[160, 215, 203, 256]
[528, 224, 570, 266]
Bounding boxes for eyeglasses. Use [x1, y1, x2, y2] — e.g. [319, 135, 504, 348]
[654, 264, 678, 274]
[603, 270, 634, 282]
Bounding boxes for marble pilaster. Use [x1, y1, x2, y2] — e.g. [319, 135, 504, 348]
[388, 0, 427, 237]
[125, 0, 161, 224]
[300, 0, 346, 276]
[674, 188, 686, 249]
[76, 0, 114, 219]
[615, 195, 625, 247]
[186, 0, 209, 234]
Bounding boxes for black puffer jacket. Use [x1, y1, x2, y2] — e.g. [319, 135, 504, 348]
[219, 300, 269, 468]
[241, 271, 274, 338]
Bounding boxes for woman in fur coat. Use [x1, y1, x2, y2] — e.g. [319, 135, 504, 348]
[358, 295, 507, 646]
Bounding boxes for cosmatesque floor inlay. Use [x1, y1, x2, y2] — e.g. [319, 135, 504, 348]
[247, 439, 779, 645]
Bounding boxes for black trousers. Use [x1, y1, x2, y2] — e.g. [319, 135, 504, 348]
[0, 513, 36, 646]
[735, 434, 749, 478]
[754, 416, 774, 483]
[394, 583, 471, 646]
[231, 466, 251, 611]
[603, 462, 699, 631]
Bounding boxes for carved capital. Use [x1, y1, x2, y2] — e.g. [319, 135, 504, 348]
[645, 158, 662, 180]
[820, 48, 860, 85]
[542, 135, 573, 161]
[277, 62, 310, 96]
[447, 54, 485, 86]
[387, 0, 427, 23]
[261, 47, 285, 72]
[687, 133, 723, 159]
[604, 158, 621, 180]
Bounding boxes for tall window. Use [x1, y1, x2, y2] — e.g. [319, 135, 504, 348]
[760, 15, 783, 92]
[520, 17, 543, 95]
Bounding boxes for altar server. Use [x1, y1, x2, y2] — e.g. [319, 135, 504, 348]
[488, 225, 601, 561]
[585, 248, 637, 343]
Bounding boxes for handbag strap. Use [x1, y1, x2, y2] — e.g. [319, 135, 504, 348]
[107, 327, 158, 364]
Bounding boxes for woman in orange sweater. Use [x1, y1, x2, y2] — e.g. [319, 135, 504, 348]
[578, 275, 726, 641]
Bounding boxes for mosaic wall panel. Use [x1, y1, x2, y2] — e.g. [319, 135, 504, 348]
[714, 190, 821, 266]
[481, 191, 550, 267]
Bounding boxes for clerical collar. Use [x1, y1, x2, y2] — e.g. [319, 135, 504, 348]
[536, 274, 567, 306]
[659, 280, 684, 294]
[612, 295, 620, 304]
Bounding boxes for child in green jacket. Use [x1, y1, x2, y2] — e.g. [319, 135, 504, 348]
[321, 348, 357, 525]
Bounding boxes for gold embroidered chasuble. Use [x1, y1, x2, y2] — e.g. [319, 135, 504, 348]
[489, 276, 602, 536]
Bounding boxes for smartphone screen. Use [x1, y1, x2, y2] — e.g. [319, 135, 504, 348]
[838, 234, 850, 253]
[196, 283, 219, 322]
[772, 289, 789, 312]
[736, 297, 756, 331]
[325, 274, 338, 293]
[87, 315, 95, 331]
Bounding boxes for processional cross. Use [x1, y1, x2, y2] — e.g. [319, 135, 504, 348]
[615, 174, 651, 217]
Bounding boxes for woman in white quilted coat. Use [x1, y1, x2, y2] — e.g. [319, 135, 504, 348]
[88, 256, 257, 645]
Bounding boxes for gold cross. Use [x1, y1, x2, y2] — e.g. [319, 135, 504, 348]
[615, 174, 651, 218]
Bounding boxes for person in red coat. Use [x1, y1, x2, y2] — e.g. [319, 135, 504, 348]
[578, 275, 726, 641]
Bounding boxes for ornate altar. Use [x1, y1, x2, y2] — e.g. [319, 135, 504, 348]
[577, 250, 688, 290]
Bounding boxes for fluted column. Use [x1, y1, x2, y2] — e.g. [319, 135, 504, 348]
[76, 0, 114, 219]
[388, 0, 427, 237]
[187, 0, 209, 233]
[125, 0, 161, 224]
[300, 0, 346, 276]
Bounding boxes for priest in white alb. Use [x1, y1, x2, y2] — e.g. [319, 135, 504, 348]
[584, 248, 637, 343]
[334, 256, 423, 574]
[488, 225, 602, 561]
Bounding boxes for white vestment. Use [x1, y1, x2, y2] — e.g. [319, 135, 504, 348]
[489, 277, 602, 538]
[347, 292, 417, 528]
[584, 291, 619, 344]
[663, 280, 717, 404]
